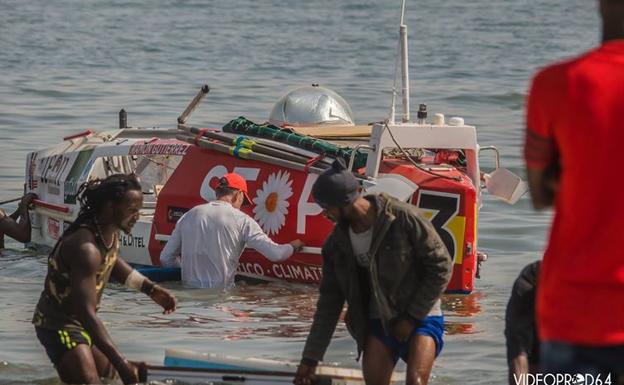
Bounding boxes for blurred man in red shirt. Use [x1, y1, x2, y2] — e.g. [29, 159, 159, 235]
[524, 0, 624, 379]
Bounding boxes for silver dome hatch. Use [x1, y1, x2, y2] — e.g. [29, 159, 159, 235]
[269, 85, 355, 127]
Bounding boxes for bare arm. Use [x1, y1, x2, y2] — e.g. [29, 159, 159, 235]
[111, 257, 177, 314]
[0, 202, 31, 243]
[505, 262, 540, 382]
[1, 206, 22, 248]
[8, 207, 20, 220]
[159, 224, 182, 267]
[300, 241, 345, 363]
[65, 231, 138, 383]
[243, 217, 295, 262]
[526, 162, 559, 210]
[525, 116, 559, 210]
[508, 354, 530, 385]
[111, 257, 135, 284]
[0, 193, 37, 243]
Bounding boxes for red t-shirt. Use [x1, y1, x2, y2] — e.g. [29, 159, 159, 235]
[525, 40, 624, 345]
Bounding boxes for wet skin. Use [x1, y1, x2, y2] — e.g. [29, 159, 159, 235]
[0, 193, 37, 248]
[54, 189, 176, 384]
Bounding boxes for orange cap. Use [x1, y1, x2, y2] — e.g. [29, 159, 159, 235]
[220, 173, 252, 205]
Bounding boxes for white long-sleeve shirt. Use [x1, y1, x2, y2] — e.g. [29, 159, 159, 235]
[159, 200, 294, 288]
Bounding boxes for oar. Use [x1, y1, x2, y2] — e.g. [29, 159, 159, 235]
[178, 133, 372, 182]
[0, 197, 21, 206]
[176, 134, 328, 175]
[178, 124, 326, 166]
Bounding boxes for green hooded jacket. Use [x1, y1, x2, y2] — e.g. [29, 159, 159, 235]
[301, 193, 452, 362]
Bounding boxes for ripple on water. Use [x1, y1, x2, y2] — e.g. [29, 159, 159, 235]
[0, 361, 60, 385]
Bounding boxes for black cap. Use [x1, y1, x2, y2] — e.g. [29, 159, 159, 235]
[312, 159, 360, 209]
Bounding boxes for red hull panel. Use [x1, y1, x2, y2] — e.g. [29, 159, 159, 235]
[149, 148, 478, 293]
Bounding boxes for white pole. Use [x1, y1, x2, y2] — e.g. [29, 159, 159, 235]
[389, 74, 397, 125]
[400, 0, 406, 25]
[388, 0, 408, 125]
[400, 24, 410, 123]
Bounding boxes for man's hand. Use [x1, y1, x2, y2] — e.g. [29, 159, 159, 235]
[116, 359, 140, 385]
[19, 193, 37, 210]
[131, 360, 148, 383]
[392, 316, 416, 343]
[150, 285, 177, 314]
[293, 362, 317, 385]
[290, 239, 305, 253]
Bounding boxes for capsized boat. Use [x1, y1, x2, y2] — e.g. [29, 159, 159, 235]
[24, 82, 524, 293]
[24, 1, 526, 294]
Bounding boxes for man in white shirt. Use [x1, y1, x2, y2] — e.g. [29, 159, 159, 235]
[160, 172, 304, 288]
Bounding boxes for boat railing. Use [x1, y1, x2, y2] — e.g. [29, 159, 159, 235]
[365, 121, 481, 194]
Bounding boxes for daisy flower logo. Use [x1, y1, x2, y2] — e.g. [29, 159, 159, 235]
[253, 170, 294, 235]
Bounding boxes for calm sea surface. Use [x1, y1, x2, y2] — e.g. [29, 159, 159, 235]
[0, 0, 599, 383]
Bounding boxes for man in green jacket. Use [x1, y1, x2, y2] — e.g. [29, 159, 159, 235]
[294, 160, 452, 385]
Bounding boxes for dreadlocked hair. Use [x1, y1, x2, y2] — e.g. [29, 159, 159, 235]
[63, 173, 142, 237]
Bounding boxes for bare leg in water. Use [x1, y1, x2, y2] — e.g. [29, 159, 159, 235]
[361, 333, 437, 385]
[56, 344, 103, 384]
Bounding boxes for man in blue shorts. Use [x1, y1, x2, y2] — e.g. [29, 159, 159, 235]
[294, 160, 452, 385]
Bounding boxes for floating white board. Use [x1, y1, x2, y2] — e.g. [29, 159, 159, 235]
[146, 348, 405, 384]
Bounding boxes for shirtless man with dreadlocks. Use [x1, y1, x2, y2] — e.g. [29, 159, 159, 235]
[32, 174, 177, 385]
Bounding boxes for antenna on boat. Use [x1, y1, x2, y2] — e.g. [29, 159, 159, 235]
[388, 0, 410, 124]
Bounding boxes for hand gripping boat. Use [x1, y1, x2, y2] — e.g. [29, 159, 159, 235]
[23, 2, 525, 294]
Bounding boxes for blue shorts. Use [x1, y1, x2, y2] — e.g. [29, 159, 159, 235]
[369, 316, 444, 363]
